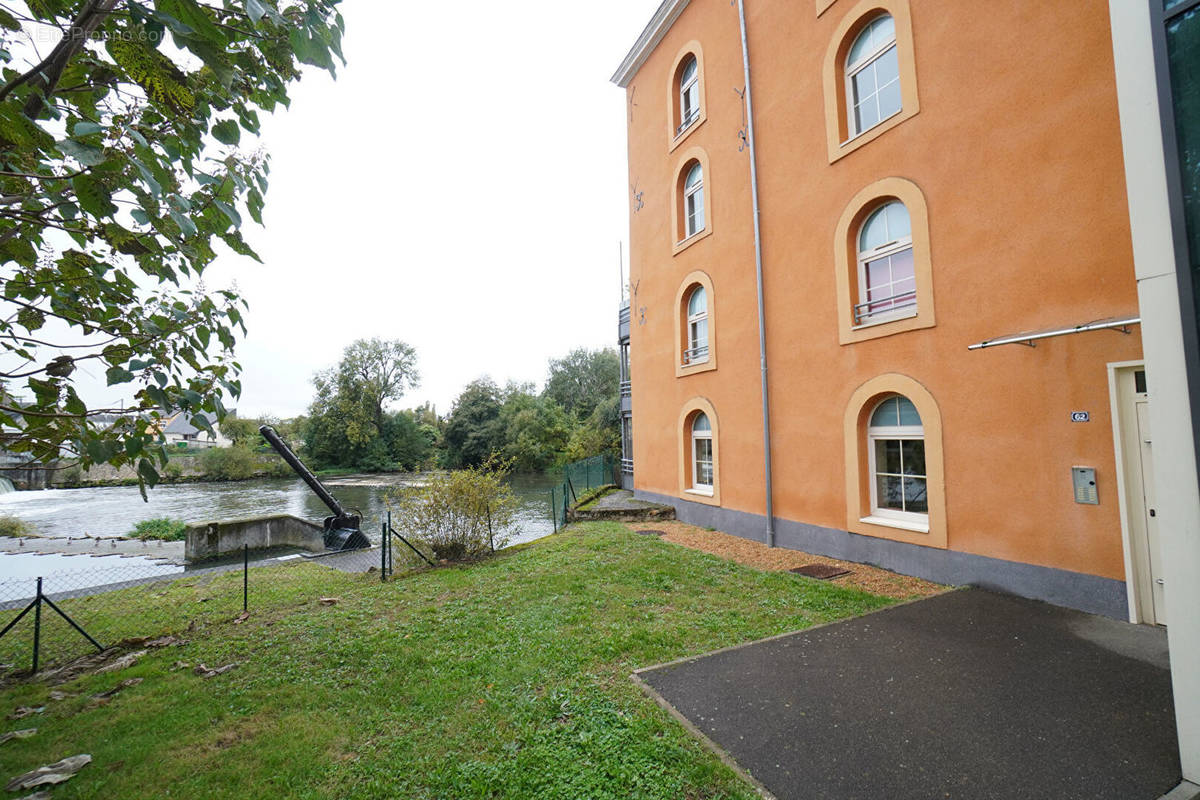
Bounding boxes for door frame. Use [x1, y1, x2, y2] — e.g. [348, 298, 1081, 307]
[1107, 359, 1152, 624]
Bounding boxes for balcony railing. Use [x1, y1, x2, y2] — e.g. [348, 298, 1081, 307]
[619, 305, 631, 325]
[620, 458, 633, 474]
[619, 380, 631, 397]
[682, 345, 709, 365]
[676, 107, 700, 136]
[853, 290, 917, 325]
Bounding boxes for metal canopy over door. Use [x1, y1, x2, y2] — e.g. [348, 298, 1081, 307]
[1117, 367, 1167, 625]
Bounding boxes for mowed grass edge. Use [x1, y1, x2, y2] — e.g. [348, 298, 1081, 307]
[0, 522, 895, 799]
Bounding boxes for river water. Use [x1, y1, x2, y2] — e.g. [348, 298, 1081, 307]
[0, 473, 562, 579]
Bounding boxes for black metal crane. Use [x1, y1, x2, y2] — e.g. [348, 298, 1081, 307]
[258, 425, 369, 551]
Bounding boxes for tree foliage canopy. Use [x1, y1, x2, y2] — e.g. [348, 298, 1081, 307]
[305, 337, 427, 471]
[0, 0, 343, 493]
[543, 348, 619, 420]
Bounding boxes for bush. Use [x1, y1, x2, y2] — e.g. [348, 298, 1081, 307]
[387, 456, 520, 561]
[0, 515, 33, 538]
[131, 517, 187, 541]
[199, 445, 259, 481]
[260, 456, 294, 478]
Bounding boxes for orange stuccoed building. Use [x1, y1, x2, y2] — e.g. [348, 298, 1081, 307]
[612, 0, 1161, 622]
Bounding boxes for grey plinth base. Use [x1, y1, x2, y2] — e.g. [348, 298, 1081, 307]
[184, 514, 326, 563]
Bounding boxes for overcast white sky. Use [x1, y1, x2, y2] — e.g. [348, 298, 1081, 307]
[180, 0, 658, 419]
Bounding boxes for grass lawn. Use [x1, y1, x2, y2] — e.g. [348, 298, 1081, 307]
[0, 522, 896, 799]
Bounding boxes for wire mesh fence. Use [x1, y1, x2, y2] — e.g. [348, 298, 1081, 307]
[547, 454, 618, 533]
[562, 454, 618, 500]
[0, 543, 390, 678]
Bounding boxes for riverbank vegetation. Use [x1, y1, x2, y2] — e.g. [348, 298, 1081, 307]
[297, 339, 620, 475]
[0, 515, 32, 538]
[387, 457, 519, 560]
[131, 518, 187, 542]
[0, 523, 893, 798]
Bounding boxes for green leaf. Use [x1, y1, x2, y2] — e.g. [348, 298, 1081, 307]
[137, 457, 160, 490]
[106, 366, 135, 386]
[211, 119, 240, 146]
[73, 174, 117, 217]
[130, 158, 162, 196]
[169, 208, 198, 238]
[245, 0, 267, 24]
[56, 138, 106, 166]
[72, 121, 102, 136]
[213, 199, 241, 228]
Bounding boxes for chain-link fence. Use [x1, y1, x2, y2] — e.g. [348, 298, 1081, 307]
[547, 454, 618, 532]
[0, 542, 393, 678]
[562, 454, 618, 499]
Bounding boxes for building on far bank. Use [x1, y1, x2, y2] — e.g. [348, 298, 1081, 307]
[612, 0, 1153, 622]
[162, 410, 234, 449]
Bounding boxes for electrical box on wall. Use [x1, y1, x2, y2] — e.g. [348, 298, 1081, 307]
[1072, 467, 1098, 504]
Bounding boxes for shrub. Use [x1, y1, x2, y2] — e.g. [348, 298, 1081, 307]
[199, 445, 259, 481]
[0, 515, 33, 538]
[387, 456, 520, 561]
[131, 517, 187, 541]
[260, 456, 294, 478]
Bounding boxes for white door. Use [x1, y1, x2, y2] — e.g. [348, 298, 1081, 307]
[1117, 367, 1166, 625]
[1134, 396, 1166, 624]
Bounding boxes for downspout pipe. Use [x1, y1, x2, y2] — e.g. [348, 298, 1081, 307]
[736, 0, 776, 547]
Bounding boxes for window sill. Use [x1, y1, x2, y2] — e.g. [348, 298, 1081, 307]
[673, 226, 712, 255]
[828, 105, 918, 164]
[859, 514, 929, 534]
[852, 309, 918, 331]
[840, 108, 904, 148]
[676, 356, 716, 378]
[685, 487, 714, 497]
[669, 112, 706, 153]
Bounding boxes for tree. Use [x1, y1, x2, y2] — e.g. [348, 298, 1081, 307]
[305, 338, 421, 471]
[499, 387, 570, 472]
[0, 1, 345, 493]
[543, 348, 619, 420]
[564, 394, 621, 462]
[441, 378, 504, 469]
[218, 415, 257, 445]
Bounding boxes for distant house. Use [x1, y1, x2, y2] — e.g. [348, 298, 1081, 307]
[162, 411, 234, 449]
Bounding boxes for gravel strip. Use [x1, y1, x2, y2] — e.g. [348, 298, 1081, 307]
[641, 521, 944, 600]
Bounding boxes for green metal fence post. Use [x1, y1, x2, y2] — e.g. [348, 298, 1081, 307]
[381, 519, 387, 582]
[243, 544, 248, 612]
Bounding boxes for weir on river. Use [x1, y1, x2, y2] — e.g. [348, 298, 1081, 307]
[0, 474, 561, 574]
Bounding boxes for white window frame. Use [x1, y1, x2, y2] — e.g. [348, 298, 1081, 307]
[844, 15, 901, 139]
[678, 56, 700, 135]
[866, 396, 928, 529]
[691, 413, 713, 494]
[685, 286, 709, 365]
[683, 163, 705, 239]
[855, 204, 916, 326]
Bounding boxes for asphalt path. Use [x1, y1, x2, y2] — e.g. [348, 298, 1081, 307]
[638, 589, 1178, 800]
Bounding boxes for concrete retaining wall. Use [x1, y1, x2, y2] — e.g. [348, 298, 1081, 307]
[184, 514, 325, 563]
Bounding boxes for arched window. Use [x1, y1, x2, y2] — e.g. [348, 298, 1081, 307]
[845, 14, 901, 137]
[691, 412, 713, 491]
[678, 55, 700, 134]
[683, 162, 705, 238]
[855, 200, 915, 324]
[685, 285, 708, 364]
[867, 395, 926, 523]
